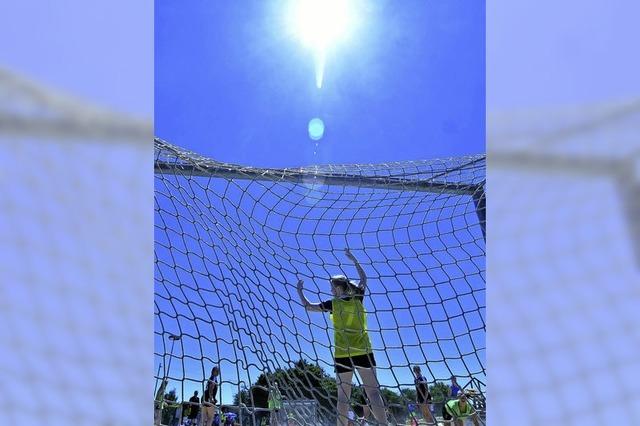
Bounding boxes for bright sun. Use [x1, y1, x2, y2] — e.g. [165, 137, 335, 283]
[288, 0, 356, 88]
[289, 0, 353, 50]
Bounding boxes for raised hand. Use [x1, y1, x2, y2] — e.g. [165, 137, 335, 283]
[345, 248, 367, 290]
[296, 278, 323, 312]
[344, 248, 356, 261]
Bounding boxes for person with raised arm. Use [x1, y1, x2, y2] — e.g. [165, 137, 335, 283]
[297, 249, 386, 426]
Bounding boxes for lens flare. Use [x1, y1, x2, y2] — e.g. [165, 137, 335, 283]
[308, 118, 325, 140]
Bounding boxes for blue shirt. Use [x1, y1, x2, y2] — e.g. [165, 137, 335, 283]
[450, 384, 461, 397]
[224, 412, 237, 425]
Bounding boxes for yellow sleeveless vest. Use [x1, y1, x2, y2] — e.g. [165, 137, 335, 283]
[330, 296, 372, 358]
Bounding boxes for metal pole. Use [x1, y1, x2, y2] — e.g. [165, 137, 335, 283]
[166, 334, 182, 380]
[154, 362, 162, 396]
[154, 160, 481, 197]
[166, 338, 175, 377]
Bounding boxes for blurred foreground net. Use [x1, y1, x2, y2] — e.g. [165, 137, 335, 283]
[488, 99, 640, 425]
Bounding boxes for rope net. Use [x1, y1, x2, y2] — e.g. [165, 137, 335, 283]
[154, 138, 486, 425]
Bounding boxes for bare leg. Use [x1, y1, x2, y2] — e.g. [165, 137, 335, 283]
[337, 371, 354, 426]
[356, 367, 386, 425]
[362, 405, 371, 424]
[205, 405, 216, 426]
[419, 404, 435, 425]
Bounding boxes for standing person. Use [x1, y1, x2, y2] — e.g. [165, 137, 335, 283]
[202, 367, 220, 426]
[412, 366, 435, 424]
[222, 408, 237, 426]
[172, 402, 183, 426]
[449, 376, 461, 400]
[297, 248, 386, 426]
[268, 381, 285, 426]
[182, 402, 191, 426]
[406, 404, 418, 426]
[442, 392, 480, 426]
[155, 379, 169, 426]
[347, 409, 356, 426]
[187, 391, 200, 426]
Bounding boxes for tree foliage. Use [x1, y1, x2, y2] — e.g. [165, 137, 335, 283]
[166, 388, 178, 402]
[399, 388, 417, 402]
[161, 388, 179, 425]
[429, 382, 450, 403]
[232, 360, 459, 424]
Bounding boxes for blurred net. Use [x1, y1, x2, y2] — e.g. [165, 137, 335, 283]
[1, 67, 152, 426]
[154, 138, 486, 425]
[487, 99, 640, 425]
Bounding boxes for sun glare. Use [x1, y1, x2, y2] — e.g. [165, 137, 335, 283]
[287, 0, 360, 88]
[288, 0, 356, 88]
[289, 0, 353, 50]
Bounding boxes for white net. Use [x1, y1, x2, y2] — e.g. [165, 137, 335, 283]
[154, 138, 486, 425]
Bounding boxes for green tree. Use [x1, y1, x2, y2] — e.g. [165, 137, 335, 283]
[162, 388, 179, 425]
[429, 382, 450, 403]
[234, 385, 251, 406]
[399, 387, 417, 403]
[231, 359, 413, 425]
[232, 360, 338, 423]
[381, 388, 406, 420]
[166, 388, 178, 402]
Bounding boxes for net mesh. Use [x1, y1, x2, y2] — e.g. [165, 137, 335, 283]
[154, 138, 486, 425]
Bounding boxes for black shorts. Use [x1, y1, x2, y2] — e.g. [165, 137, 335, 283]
[417, 393, 432, 404]
[335, 353, 376, 373]
[442, 405, 452, 421]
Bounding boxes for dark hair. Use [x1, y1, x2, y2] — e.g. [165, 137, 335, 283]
[330, 275, 359, 294]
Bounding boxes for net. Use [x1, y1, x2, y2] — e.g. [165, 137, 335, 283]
[154, 138, 486, 425]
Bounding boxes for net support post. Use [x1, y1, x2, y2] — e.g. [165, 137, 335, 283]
[472, 184, 486, 241]
[616, 162, 640, 267]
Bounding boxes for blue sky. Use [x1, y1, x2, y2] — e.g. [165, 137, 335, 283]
[155, 0, 485, 167]
[155, 0, 485, 406]
[0, 1, 153, 116]
[154, 167, 486, 405]
[487, 0, 640, 110]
